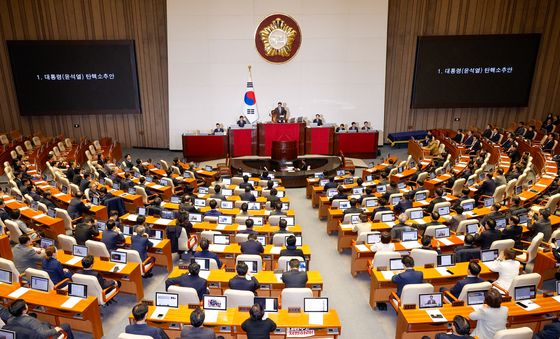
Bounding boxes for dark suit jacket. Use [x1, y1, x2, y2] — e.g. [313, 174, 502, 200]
[6, 315, 58, 338]
[238, 182, 254, 190]
[449, 276, 485, 298]
[165, 274, 208, 300]
[67, 197, 89, 219]
[392, 269, 424, 297]
[101, 229, 125, 251]
[435, 334, 474, 339]
[228, 275, 259, 293]
[454, 245, 481, 262]
[528, 218, 552, 241]
[426, 197, 445, 213]
[478, 179, 496, 196]
[239, 192, 256, 202]
[534, 320, 560, 339]
[329, 193, 348, 203]
[76, 268, 113, 289]
[323, 181, 338, 191]
[194, 250, 222, 268]
[180, 326, 216, 339]
[279, 247, 304, 258]
[394, 200, 413, 214]
[131, 234, 153, 261]
[125, 323, 168, 339]
[282, 270, 308, 288]
[74, 223, 100, 245]
[240, 240, 264, 255]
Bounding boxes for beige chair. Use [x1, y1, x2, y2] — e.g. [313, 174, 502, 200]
[505, 179, 517, 199]
[24, 140, 33, 151]
[24, 267, 69, 291]
[341, 213, 360, 224]
[423, 225, 448, 237]
[447, 178, 465, 197]
[410, 249, 438, 266]
[404, 207, 423, 219]
[280, 288, 313, 309]
[390, 283, 434, 310]
[4, 219, 24, 243]
[272, 233, 295, 247]
[224, 289, 254, 308]
[361, 197, 378, 207]
[135, 186, 156, 204]
[373, 211, 393, 221]
[277, 256, 305, 272]
[85, 240, 110, 258]
[203, 216, 218, 223]
[201, 230, 221, 243]
[167, 285, 200, 304]
[177, 227, 189, 252]
[493, 184, 507, 204]
[515, 232, 544, 272]
[531, 193, 560, 215]
[357, 231, 380, 244]
[116, 249, 154, 276]
[55, 208, 79, 235]
[493, 327, 533, 339]
[495, 273, 541, 296]
[490, 239, 515, 253]
[268, 215, 284, 226]
[235, 233, 250, 243]
[236, 254, 263, 272]
[234, 216, 250, 225]
[160, 160, 169, 171]
[443, 281, 492, 303]
[72, 273, 120, 305]
[432, 202, 451, 215]
[388, 193, 403, 206]
[456, 219, 479, 234]
[371, 252, 401, 268]
[0, 258, 21, 284]
[57, 234, 77, 252]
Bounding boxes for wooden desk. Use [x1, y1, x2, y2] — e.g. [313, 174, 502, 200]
[305, 126, 334, 155]
[168, 267, 323, 297]
[2, 195, 66, 238]
[334, 131, 379, 159]
[191, 222, 302, 238]
[229, 127, 257, 157]
[0, 283, 104, 338]
[257, 123, 305, 156]
[134, 306, 342, 339]
[368, 262, 498, 307]
[0, 235, 12, 260]
[396, 296, 560, 339]
[182, 134, 228, 161]
[57, 250, 144, 301]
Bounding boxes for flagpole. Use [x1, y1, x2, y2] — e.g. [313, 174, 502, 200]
[248, 65, 260, 124]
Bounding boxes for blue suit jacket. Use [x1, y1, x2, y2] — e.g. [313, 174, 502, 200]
[165, 274, 208, 300]
[131, 234, 153, 261]
[391, 269, 424, 297]
[42, 258, 72, 285]
[228, 275, 259, 293]
[449, 276, 484, 298]
[240, 240, 264, 255]
[194, 250, 222, 268]
[125, 323, 167, 339]
[101, 229, 125, 251]
[204, 209, 222, 217]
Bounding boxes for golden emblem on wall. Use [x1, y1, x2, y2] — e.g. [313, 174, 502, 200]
[255, 14, 301, 63]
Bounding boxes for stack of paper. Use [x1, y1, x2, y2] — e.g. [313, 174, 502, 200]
[269, 247, 281, 254]
[65, 257, 83, 265]
[380, 271, 395, 280]
[355, 244, 370, 252]
[127, 214, 138, 222]
[204, 310, 219, 323]
[150, 307, 170, 320]
[438, 238, 454, 246]
[216, 224, 226, 230]
[32, 214, 46, 219]
[401, 241, 422, 249]
[8, 287, 30, 298]
[208, 244, 227, 252]
[308, 313, 324, 325]
[435, 267, 452, 276]
[61, 297, 82, 309]
[426, 309, 447, 322]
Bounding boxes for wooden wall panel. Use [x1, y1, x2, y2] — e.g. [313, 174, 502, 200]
[0, 0, 168, 148]
[384, 0, 560, 136]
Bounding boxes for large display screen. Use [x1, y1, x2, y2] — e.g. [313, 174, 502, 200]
[411, 34, 540, 108]
[7, 40, 141, 115]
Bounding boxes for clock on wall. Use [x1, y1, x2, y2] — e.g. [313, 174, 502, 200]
[255, 14, 301, 63]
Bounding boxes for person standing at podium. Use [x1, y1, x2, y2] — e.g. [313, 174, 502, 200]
[237, 115, 248, 128]
[312, 114, 323, 126]
[272, 102, 287, 123]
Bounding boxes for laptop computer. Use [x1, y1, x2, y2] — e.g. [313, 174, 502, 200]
[481, 249, 498, 262]
[68, 282, 88, 299]
[304, 298, 329, 312]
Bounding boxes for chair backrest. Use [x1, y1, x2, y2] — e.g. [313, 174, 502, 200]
[493, 184, 507, 204]
[432, 202, 451, 214]
[203, 216, 218, 223]
[200, 230, 221, 243]
[272, 233, 295, 247]
[550, 229, 560, 243]
[280, 288, 313, 309]
[372, 251, 401, 267]
[167, 285, 200, 304]
[118, 333, 154, 339]
[331, 198, 348, 209]
[224, 289, 255, 308]
[416, 172, 428, 182]
[373, 210, 393, 221]
[57, 234, 77, 252]
[400, 283, 434, 306]
[85, 240, 110, 258]
[70, 183, 80, 196]
[490, 239, 515, 252]
[456, 281, 492, 301]
[24, 140, 33, 151]
[4, 220, 23, 242]
[277, 256, 305, 272]
[70, 273, 105, 304]
[0, 258, 20, 281]
[25, 268, 54, 291]
[55, 208, 74, 233]
[361, 197, 378, 207]
[404, 207, 423, 219]
[544, 193, 560, 215]
[235, 233, 250, 243]
[456, 219, 479, 234]
[65, 138, 72, 148]
[341, 213, 360, 224]
[410, 249, 438, 266]
[507, 273, 541, 295]
[525, 232, 544, 262]
[104, 178, 114, 188]
[424, 225, 447, 237]
[236, 254, 263, 272]
[493, 327, 533, 339]
[505, 179, 517, 198]
[178, 227, 189, 251]
[234, 216, 249, 225]
[135, 186, 149, 204]
[268, 215, 284, 226]
[356, 231, 380, 244]
[160, 160, 169, 171]
[32, 136, 41, 146]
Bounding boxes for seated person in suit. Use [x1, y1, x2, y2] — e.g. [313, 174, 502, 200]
[382, 182, 400, 201]
[447, 262, 484, 298]
[282, 258, 308, 288]
[420, 235, 439, 253]
[238, 202, 250, 216]
[77, 255, 121, 291]
[323, 176, 338, 191]
[204, 199, 222, 217]
[101, 220, 125, 251]
[527, 208, 552, 242]
[12, 235, 44, 274]
[238, 175, 254, 190]
[239, 186, 256, 202]
[533, 319, 560, 339]
[240, 233, 264, 255]
[394, 192, 413, 215]
[213, 123, 225, 134]
[239, 218, 258, 235]
[447, 206, 466, 233]
[67, 191, 91, 219]
[7, 299, 75, 339]
[335, 124, 346, 132]
[479, 203, 504, 228]
[270, 201, 285, 216]
[485, 249, 520, 291]
[180, 307, 217, 339]
[474, 173, 496, 202]
[475, 219, 501, 250]
[74, 216, 99, 245]
[147, 197, 163, 217]
[275, 218, 290, 235]
[391, 255, 424, 297]
[343, 198, 362, 216]
[237, 115, 248, 128]
[312, 114, 323, 126]
[10, 210, 35, 235]
[500, 215, 523, 247]
[126, 303, 169, 339]
[280, 235, 304, 258]
[267, 188, 281, 205]
[425, 188, 445, 214]
[42, 245, 73, 287]
[371, 232, 395, 252]
[362, 121, 372, 131]
[130, 226, 154, 276]
[435, 315, 474, 339]
[469, 288, 507, 339]
[211, 185, 226, 200]
[329, 186, 348, 203]
[228, 262, 259, 293]
[194, 239, 222, 268]
[454, 234, 481, 262]
[165, 262, 209, 300]
[39, 190, 56, 210]
[371, 198, 391, 221]
[137, 176, 152, 196]
[390, 214, 415, 241]
[348, 122, 359, 132]
[241, 303, 277, 338]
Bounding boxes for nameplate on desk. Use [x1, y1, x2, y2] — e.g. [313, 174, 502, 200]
[380, 271, 395, 280]
[203, 310, 219, 323]
[287, 328, 315, 337]
[154, 218, 173, 225]
[355, 244, 370, 252]
[178, 265, 189, 270]
[439, 238, 454, 246]
[19, 206, 29, 211]
[451, 300, 464, 307]
[151, 184, 164, 189]
[308, 313, 324, 325]
[403, 304, 416, 310]
[288, 307, 301, 313]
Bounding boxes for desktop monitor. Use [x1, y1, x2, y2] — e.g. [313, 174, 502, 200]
[351, 215, 360, 224]
[222, 178, 231, 185]
[170, 196, 181, 203]
[515, 185, 522, 195]
[221, 201, 234, 209]
[30, 201, 38, 211]
[518, 214, 528, 224]
[155, 292, 179, 308]
[73, 245, 88, 257]
[365, 199, 378, 207]
[466, 223, 479, 234]
[437, 254, 454, 267]
[366, 175, 373, 182]
[112, 183, 120, 190]
[30, 276, 49, 292]
[304, 298, 329, 312]
[159, 179, 167, 186]
[339, 201, 350, 210]
[198, 187, 209, 195]
[248, 202, 261, 210]
[326, 189, 337, 198]
[91, 196, 100, 205]
[194, 198, 206, 207]
[249, 216, 264, 226]
[336, 170, 345, 176]
[398, 166, 404, 174]
[415, 192, 427, 202]
[556, 280, 560, 295]
[285, 235, 303, 247]
[205, 165, 213, 171]
[419, 293, 443, 309]
[189, 213, 202, 223]
[68, 283, 88, 299]
[256, 235, 267, 246]
[381, 213, 394, 223]
[314, 172, 324, 179]
[47, 208, 56, 218]
[376, 185, 387, 193]
[222, 189, 233, 196]
[193, 258, 210, 271]
[213, 234, 230, 245]
[150, 229, 163, 240]
[467, 178, 474, 186]
[391, 196, 401, 206]
[437, 206, 450, 216]
[481, 249, 499, 262]
[389, 258, 405, 271]
[240, 261, 258, 273]
[494, 218, 507, 230]
[514, 285, 536, 301]
[466, 290, 487, 306]
[319, 179, 329, 187]
[61, 186, 68, 194]
[0, 329, 16, 339]
[203, 295, 227, 311]
[484, 197, 494, 207]
[145, 176, 153, 183]
[410, 210, 424, 220]
[397, 182, 406, 189]
[276, 190, 285, 198]
[352, 187, 364, 195]
[218, 215, 233, 225]
[123, 225, 134, 236]
[285, 260, 307, 272]
[343, 178, 354, 184]
[40, 238, 55, 249]
[0, 269, 12, 284]
[434, 227, 450, 239]
[161, 210, 174, 219]
[110, 251, 127, 264]
[462, 201, 474, 212]
[138, 207, 146, 216]
[366, 233, 381, 244]
[281, 216, 295, 226]
[254, 297, 279, 312]
[430, 172, 436, 179]
[281, 202, 289, 210]
[402, 230, 418, 242]
[128, 188, 136, 194]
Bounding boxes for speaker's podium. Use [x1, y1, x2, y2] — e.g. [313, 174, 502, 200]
[257, 122, 305, 156]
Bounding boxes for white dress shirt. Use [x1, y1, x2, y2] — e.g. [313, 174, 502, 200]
[469, 305, 508, 339]
[485, 259, 520, 290]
